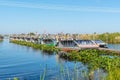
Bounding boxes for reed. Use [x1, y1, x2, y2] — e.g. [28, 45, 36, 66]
[60, 49, 120, 80]
[10, 40, 120, 80]
[8, 63, 109, 80]
[0, 39, 3, 42]
[106, 68, 120, 80]
[13, 77, 19, 80]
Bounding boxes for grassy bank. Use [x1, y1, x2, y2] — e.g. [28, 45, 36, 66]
[10, 40, 60, 53]
[10, 40, 120, 80]
[11, 40, 120, 72]
[60, 49, 120, 80]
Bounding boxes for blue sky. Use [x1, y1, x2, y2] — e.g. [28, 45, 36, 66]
[0, 0, 120, 34]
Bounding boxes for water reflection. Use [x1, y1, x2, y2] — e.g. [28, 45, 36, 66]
[1, 40, 118, 80]
[108, 44, 120, 50]
[0, 40, 88, 80]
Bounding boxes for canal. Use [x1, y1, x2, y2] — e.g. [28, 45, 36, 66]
[0, 39, 119, 80]
[0, 39, 88, 80]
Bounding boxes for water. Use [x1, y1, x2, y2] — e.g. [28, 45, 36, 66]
[0, 39, 88, 80]
[108, 44, 120, 50]
[0, 40, 118, 80]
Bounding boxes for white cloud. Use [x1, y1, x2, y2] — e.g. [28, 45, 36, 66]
[0, 0, 120, 13]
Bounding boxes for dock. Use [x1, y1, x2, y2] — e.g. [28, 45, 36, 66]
[9, 33, 120, 55]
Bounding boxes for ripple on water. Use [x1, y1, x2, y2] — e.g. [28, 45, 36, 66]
[0, 40, 99, 80]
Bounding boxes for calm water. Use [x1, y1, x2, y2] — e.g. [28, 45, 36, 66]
[0, 40, 118, 80]
[108, 44, 120, 50]
[0, 39, 88, 80]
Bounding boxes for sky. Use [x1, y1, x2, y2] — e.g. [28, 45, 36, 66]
[0, 0, 120, 34]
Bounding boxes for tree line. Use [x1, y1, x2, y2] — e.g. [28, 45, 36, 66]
[80, 32, 120, 44]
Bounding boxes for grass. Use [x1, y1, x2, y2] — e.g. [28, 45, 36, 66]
[60, 49, 120, 71]
[106, 68, 120, 80]
[8, 63, 89, 80]
[10, 40, 120, 80]
[13, 77, 19, 80]
[8, 58, 120, 80]
[0, 39, 3, 42]
[10, 40, 61, 53]
[60, 49, 120, 80]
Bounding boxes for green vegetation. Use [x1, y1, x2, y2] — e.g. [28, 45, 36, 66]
[0, 40, 3, 42]
[80, 32, 120, 44]
[60, 49, 120, 80]
[13, 77, 19, 80]
[10, 64, 89, 80]
[10, 40, 120, 80]
[10, 40, 60, 53]
[97, 32, 120, 44]
[106, 68, 120, 80]
[0, 35, 3, 42]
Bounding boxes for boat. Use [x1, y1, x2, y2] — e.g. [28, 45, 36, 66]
[57, 39, 81, 51]
[93, 40, 108, 48]
[75, 40, 99, 49]
[57, 39, 98, 50]
[39, 38, 57, 46]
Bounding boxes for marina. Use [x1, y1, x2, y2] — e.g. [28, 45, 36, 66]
[9, 34, 107, 49]
[1, 0, 120, 79]
[9, 33, 120, 56]
[0, 38, 120, 79]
